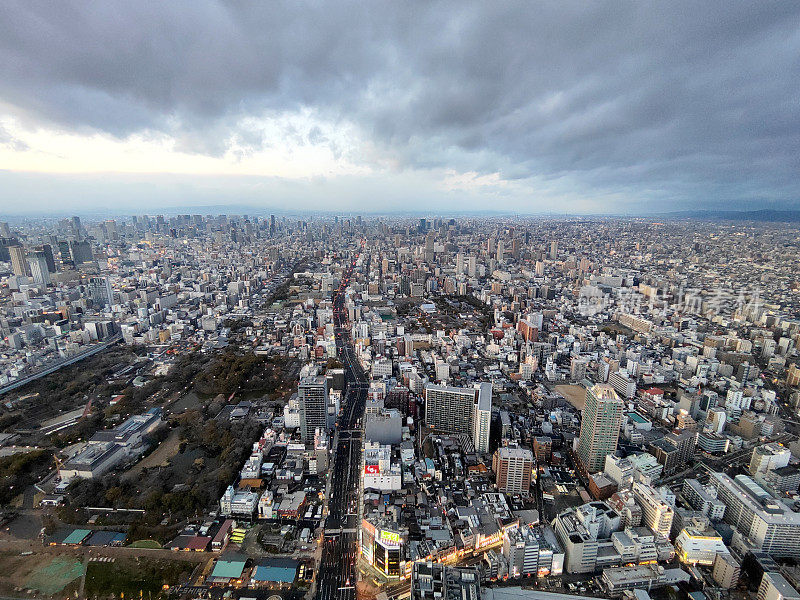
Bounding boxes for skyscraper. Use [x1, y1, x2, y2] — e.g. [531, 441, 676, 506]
[58, 240, 73, 267]
[28, 251, 51, 286]
[69, 240, 93, 264]
[577, 383, 624, 473]
[9, 245, 29, 277]
[299, 375, 330, 443]
[37, 244, 56, 272]
[472, 382, 492, 454]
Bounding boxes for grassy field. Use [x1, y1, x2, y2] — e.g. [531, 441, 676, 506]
[128, 540, 162, 549]
[0, 552, 82, 596]
[85, 556, 194, 598]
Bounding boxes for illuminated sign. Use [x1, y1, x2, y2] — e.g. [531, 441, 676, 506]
[365, 465, 379, 475]
[379, 530, 401, 546]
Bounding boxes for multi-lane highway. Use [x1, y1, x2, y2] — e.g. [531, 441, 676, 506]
[316, 246, 368, 600]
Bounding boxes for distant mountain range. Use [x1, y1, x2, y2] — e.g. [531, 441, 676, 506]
[664, 209, 800, 223]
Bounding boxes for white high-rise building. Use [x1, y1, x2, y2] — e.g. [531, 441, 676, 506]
[472, 382, 492, 454]
[633, 481, 674, 537]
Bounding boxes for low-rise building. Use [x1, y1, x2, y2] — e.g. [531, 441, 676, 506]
[601, 565, 689, 595]
[674, 527, 728, 565]
[219, 485, 258, 518]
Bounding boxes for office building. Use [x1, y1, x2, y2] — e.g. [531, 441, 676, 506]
[9, 245, 29, 277]
[87, 276, 113, 307]
[28, 250, 51, 286]
[493, 446, 533, 495]
[39, 244, 56, 272]
[219, 485, 259, 518]
[577, 383, 624, 473]
[361, 516, 404, 577]
[502, 524, 564, 578]
[69, 239, 93, 264]
[601, 565, 689, 595]
[674, 527, 727, 565]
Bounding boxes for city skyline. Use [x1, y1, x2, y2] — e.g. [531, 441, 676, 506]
[0, 213, 800, 596]
[2, 2, 800, 215]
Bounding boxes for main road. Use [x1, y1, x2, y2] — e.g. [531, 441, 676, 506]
[316, 243, 368, 600]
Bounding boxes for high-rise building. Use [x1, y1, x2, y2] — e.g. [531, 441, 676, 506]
[712, 552, 741, 589]
[57, 240, 73, 267]
[632, 482, 674, 537]
[493, 446, 533, 495]
[69, 240, 93, 264]
[28, 251, 51, 286]
[424, 384, 477, 436]
[37, 244, 57, 272]
[9, 245, 29, 277]
[472, 383, 492, 454]
[425, 383, 492, 453]
[576, 383, 624, 473]
[70, 215, 83, 239]
[788, 363, 800, 387]
[88, 276, 113, 307]
[298, 375, 329, 443]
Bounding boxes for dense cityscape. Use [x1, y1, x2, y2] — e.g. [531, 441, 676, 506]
[0, 215, 800, 600]
[2, 2, 799, 599]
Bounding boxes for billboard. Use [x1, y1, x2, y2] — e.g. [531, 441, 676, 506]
[365, 464, 379, 475]
[379, 530, 401, 546]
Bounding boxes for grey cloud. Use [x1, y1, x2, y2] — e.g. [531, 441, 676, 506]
[0, 1, 798, 211]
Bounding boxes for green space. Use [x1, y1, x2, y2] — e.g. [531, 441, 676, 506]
[0, 449, 51, 504]
[24, 556, 83, 596]
[128, 539, 162, 549]
[84, 557, 194, 598]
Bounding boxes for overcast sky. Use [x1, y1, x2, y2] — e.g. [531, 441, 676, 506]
[0, 1, 798, 215]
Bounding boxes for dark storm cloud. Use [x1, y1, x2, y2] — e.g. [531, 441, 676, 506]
[0, 1, 798, 211]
